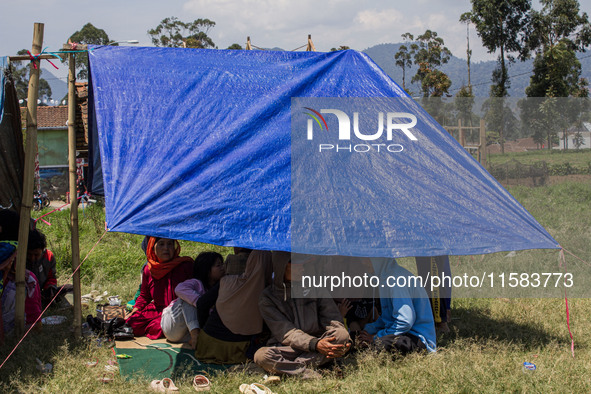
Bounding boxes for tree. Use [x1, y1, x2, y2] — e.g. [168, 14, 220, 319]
[148, 17, 216, 49]
[11, 49, 52, 103]
[572, 131, 585, 149]
[409, 30, 452, 98]
[394, 33, 416, 91]
[227, 43, 242, 50]
[522, 1, 591, 149]
[526, 41, 584, 98]
[455, 85, 475, 127]
[64, 23, 111, 79]
[459, 12, 473, 94]
[468, 0, 531, 98]
[525, 0, 591, 98]
[330, 46, 350, 51]
[482, 97, 519, 146]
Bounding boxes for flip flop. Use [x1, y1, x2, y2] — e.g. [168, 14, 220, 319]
[239, 383, 276, 394]
[263, 375, 280, 384]
[150, 378, 179, 392]
[99, 372, 115, 383]
[193, 374, 211, 391]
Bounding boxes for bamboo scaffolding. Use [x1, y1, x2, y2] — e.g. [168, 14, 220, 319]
[14, 22, 44, 335]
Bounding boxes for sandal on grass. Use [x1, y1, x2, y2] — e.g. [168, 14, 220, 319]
[263, 375, 280, 384]
[193, 374, 211, 391]
[239, 383, 276, 394]
[99, 372, 115, 383]
[150, 378, 179, 392]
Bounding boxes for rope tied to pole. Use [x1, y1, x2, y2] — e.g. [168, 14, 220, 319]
[0, 229, 108, 371]
[26, 47, 59, 70]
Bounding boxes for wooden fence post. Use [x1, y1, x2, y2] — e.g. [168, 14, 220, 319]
[480, 118, 486, 167]
[68, 51, 82, 337]
[14, 22, 43, 335]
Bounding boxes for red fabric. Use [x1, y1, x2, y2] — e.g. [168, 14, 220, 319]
[145, 237, 192, 280]
[24, 271, 42, 326]
[42, 250, 57, 289]
[127, 260, 193, 339]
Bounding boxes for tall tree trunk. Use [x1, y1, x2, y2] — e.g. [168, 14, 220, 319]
[402, 66, 406, 90]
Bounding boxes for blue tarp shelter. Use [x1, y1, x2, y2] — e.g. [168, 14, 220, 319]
[87, 46, 559, 257]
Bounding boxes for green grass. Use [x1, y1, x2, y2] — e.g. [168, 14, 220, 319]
[1, 180, 590, 392]
[488, 148, 591, 168]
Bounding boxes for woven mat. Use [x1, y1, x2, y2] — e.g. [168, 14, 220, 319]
[115, 337, 226, 381]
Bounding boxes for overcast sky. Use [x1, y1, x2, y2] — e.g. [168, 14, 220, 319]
[2, 0, 590, 71]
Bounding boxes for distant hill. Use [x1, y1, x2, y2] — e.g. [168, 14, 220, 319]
[362, 43, 591, 98]
[41, 67, 68, 104]
[40, 45, 591, 101]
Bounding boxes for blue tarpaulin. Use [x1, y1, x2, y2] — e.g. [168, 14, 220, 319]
[87, 46, 559, 257]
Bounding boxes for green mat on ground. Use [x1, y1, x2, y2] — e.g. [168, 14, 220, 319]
[114, 342, 227, 381]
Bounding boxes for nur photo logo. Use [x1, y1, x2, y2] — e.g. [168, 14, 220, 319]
[302, 107, 419, 153]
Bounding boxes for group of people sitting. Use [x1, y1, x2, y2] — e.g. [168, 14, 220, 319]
[0, 210, 71, 342]
[0, 207, 447, 377]
[125, 236, 444, 378]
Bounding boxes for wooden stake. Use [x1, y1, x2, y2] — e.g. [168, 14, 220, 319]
[246, 36, 252, 50]
[480, 118, 487, 166]
[15, 22, 43, 335]
[68, 52, 82, 337]
[306, 34, 316, 52]
[459, 118, 465, 147]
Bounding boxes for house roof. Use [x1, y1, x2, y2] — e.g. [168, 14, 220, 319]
[20, 105, 68, 129]
[38, 105, 68, 128]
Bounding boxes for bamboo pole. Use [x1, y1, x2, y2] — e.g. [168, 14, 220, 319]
[306, 35, 316, 52]
[480, 118, 487, 166]
[67, 52, 82, 337]
[459, 118, 465, 147]
[245, 37, 252, 50]
[14, 22, 43, 335]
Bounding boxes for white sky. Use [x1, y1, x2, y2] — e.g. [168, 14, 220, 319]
[1, 0, 590, 66]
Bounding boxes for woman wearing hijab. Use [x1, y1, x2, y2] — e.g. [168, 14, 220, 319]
[126, 237, 193, 339]
[160, 251, 225, 348]
[195, 249, 272, 364]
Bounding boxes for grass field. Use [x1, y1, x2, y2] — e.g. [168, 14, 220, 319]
[1, 178, 590, 393]
[488, 148, 591, 169]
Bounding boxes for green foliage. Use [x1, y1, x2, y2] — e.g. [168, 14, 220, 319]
[63, 23, 111, 80]
[455, 86, 475, 125]
[525, 0, 591, 99]
[10, 49, 52, 102]
[526, 41, 586, 97]
[148, 17, 216, 49]
[394, 33, 415, 91]
[469, 0, 531, 97]
[408, 30, 453, 98]
[572, 132, 585, 149]
[330, 46, 350, 51]
[482, 97, 519, 151]
[227, 43, 242, 50]
[526, 0, 591, 54]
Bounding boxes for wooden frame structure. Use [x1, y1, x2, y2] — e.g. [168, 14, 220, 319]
[444, 119, 487, 166]
[7, 24, 84, 337]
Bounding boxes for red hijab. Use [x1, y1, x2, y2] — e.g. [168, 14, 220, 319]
[145, 237, 192, 280]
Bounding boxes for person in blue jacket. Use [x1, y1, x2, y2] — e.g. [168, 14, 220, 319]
[358, 257, 436, 355]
